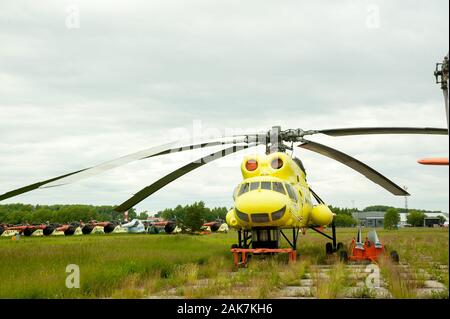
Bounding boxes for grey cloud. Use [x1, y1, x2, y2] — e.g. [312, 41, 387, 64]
[0, 0, 448, 213]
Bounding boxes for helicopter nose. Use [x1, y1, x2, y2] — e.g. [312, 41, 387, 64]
[234, 189, 289, 223]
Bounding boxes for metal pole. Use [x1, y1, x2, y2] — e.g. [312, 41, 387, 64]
[238, 230, 242, 248]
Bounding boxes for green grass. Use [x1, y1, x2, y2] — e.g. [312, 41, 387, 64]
[313, 262, 348, 298]
[0, 227, 448, 298]
[0, 233, 235, 298]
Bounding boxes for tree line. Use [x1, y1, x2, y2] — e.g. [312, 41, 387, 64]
[155, 202, 228, 231]
[0, 203, 137, 225]
[328, 205, 358, 227]
[0, 202, 227, 227]
[363, 205, 445, 215]
[0, 202, 444, 228]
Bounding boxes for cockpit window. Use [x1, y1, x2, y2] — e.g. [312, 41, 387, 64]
[261, 181, 271, 190]
[237, 181, 296, 198]
[285, 184, 298, 202]
[233, 185, 240, 200]
[272, 182, 286, 194]
[238, 183, 249, 196]
[235, 208, 249, 222]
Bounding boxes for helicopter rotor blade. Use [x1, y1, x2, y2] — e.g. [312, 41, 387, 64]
[114, 143, 258, 212]
[0, 169, 87, 202]
[315, 127, 448, 137]
[0, 136, 250, 202]
[299, 140, 409, 196]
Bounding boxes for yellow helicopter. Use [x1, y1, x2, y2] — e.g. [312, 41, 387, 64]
[0, 125, 447, 256]
[225, 150, 332, 251]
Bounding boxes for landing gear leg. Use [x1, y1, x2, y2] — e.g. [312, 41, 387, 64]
[332, 221, 337, 251]
[309, 223, 342, 254]
[232, 230, 252, 249]
[237, 230, 242, 248]
[292, 228, 298, 250]
[280, 228, 299, 251]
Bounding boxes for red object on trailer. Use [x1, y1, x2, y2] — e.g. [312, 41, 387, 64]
[344, 227, 399, 263]
[348, 237, 385, 262]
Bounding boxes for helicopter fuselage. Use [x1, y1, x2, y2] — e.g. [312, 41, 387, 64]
[226, 152, 334, 230]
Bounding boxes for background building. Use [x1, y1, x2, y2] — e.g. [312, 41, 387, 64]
[351, 211, 385, 227]
[351, 211, 449, 228]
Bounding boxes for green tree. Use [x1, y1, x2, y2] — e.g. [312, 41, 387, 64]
[30, 208, 55, 224]
[138, 212, 149, 220]
[334, 214, 357, 227]
[384, 208, 400, 230]
[407, 210, 426, 227]
[181, 202, 206, 232]
[364, 205, 395, 212]
[156, 202, 211, 232]
[208, 207, 228, 221]
[159, 205, 184, 221]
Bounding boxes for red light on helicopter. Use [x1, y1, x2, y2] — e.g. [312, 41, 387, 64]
[245, 159, 258, 171]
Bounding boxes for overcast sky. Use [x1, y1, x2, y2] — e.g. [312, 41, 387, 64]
[0, 0, 448, 214]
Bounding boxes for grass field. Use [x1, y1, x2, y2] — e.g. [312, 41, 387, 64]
[0, 228, 448, 299]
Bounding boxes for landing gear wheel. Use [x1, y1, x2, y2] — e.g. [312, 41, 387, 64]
[337, 242, 344, 251]
[338, 250, 348, 263]
[390, 250, 400, 263]
[43, 226, 55, 236]
[23, 228, 34, 236]
[325, 242, 333, 255]
[64, 228, 75, 236]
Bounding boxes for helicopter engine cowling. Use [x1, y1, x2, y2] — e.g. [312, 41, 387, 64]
[23, 227, 35, 236]
[226, 209, 238, 228]
[310, 204, 334, 226]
